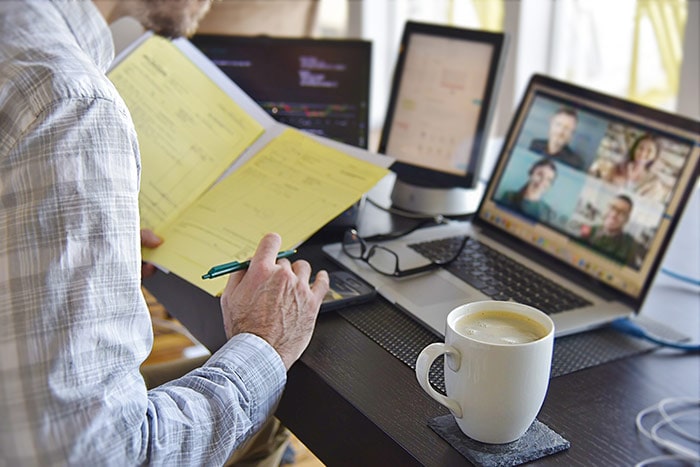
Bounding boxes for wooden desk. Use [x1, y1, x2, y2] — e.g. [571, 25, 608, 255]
[273, 241, 699, 466]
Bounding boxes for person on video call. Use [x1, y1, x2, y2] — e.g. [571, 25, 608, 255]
[580, 194, 642, 267]
[500, 159, 559, 224]
[0, 1, 330, 465]
[529, 106, 585, 169]
[590, 133, 670, 203]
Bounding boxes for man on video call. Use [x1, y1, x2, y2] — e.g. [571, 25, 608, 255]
[0, 1, 329, 465]
[581, 194, 642, 268]
[530, 106, 585, 169]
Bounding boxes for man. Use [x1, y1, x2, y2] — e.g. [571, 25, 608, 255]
[0, 1, 329, 465]
[529, 106, 585, 169]
[581, 194, 641, 267]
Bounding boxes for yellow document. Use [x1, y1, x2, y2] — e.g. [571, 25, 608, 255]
[108, 36, 264, 231]
[143, 128, 389, 296]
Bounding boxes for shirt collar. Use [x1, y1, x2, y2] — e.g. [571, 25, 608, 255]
[53, 0, 115, 73]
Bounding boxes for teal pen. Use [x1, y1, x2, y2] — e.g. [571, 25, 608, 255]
[202, 249, 297, 279]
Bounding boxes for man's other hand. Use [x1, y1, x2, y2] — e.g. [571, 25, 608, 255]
[141, 229, 163, 278]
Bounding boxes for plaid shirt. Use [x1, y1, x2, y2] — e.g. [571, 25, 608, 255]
[0, 1, 285, 465]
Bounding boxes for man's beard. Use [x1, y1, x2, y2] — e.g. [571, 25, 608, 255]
[124, 0, 213, 38]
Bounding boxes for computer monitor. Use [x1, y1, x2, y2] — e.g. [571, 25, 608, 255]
[191, 34, 371, 149]
[378, 21, 507, 215]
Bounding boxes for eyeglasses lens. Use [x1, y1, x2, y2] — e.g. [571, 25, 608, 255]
[366, 246, 398, 276]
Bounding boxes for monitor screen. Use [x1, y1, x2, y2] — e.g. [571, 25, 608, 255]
[379, 21, 506, 189]
[191, 34, 371, 149]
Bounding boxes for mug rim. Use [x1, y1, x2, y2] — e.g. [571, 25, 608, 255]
[446, 300, 554, 346]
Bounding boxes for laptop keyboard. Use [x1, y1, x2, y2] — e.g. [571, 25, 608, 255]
[408, 236, 592, 314]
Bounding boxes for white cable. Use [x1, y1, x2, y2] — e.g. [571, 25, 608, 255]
[636, 454, 695, 467]
[649, 410, 699, 459]
[657, 397, 700, 443]
[634, 397, 700, 467]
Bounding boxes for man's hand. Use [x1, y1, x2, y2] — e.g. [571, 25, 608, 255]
[220, 233, 330, 370]
[141, 229, 163, 278]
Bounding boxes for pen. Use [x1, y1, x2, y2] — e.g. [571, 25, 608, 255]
[201, 249, 297, 279]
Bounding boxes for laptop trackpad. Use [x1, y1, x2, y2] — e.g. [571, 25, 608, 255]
[391, 275, 468, 307]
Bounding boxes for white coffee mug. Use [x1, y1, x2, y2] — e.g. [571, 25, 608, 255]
[415, 300, 554, 444]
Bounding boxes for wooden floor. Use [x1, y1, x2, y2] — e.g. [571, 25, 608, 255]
[142, 287, 324, 467]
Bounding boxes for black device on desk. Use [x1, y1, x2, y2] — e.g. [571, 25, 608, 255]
[379, 21, 507, 215]
[320, 270, 376, 313]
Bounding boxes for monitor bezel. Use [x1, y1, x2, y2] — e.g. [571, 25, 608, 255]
[378, 21, 507, 189]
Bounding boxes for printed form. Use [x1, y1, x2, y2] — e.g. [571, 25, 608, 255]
[109, 36, 390, 296]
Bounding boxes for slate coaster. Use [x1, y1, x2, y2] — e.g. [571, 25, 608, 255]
[428, 415, 570, 467]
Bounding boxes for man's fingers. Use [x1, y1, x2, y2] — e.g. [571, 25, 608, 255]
[310, 270, 330, 301]
[291, 259, 312, 282]
[140, 229, 163, 248]
[248, 233, 282, 271]
[275, 257, 292, 271]
[223, 269, 245, 294]
[142, 262, 158, 278]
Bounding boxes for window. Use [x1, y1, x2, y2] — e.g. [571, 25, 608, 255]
[314, 0, 694, 148]
[549, 0, 688, 111]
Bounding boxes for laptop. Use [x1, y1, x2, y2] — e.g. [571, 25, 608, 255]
[323, 74, 700, 337]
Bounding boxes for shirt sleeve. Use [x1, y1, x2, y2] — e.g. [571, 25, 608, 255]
[0, 92, 286, 465]
[145, 334, 287, 465]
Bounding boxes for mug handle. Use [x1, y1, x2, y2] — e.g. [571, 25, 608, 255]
[415, 343, 463, 418]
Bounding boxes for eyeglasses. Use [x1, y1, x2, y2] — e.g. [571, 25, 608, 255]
[342, 228, 468, 278]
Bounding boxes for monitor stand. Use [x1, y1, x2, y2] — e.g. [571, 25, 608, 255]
[390, 178, 485, 217]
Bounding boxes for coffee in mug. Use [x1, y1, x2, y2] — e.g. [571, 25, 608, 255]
[416, 301, 554, 444]
[454, 310, 549, 345]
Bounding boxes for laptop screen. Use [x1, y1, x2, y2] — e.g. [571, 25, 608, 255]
[191, 34, 371, 149]
[479, 74, 700, 301]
